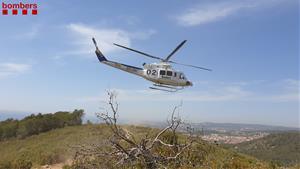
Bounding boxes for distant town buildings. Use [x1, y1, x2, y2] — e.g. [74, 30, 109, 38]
[201, 132, 269, 144]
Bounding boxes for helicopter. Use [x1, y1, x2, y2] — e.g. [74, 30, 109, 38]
[92, 38, 211, 92]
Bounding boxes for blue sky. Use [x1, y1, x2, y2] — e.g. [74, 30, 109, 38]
[0, 0, 299, 127]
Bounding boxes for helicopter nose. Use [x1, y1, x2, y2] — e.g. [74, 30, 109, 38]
[186, 81, 193, 86]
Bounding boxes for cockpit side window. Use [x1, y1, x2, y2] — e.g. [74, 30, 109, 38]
[174, 72, 177, 77]
[167, 71, 172, 76]
[160, 70, 166, 75]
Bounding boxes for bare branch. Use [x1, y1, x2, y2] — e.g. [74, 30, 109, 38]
[73, 91, 198, 169]
[166, 142, 193, 161]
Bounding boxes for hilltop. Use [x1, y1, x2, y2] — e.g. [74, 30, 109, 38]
[1, 110, 299, 168]
[0, 125, 282, 168]
[0, 124, 284, 169]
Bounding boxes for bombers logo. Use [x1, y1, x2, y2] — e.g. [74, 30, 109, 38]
[2, 2, 38, 15]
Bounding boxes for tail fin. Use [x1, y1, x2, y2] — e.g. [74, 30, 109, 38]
[92, 38, 107, 62]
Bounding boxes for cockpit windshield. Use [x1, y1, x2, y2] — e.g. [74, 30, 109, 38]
[179, 73, 185, 80]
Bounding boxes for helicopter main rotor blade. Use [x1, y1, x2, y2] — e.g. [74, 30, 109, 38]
[169, 60, 212, 71]
[165, 40, 187, 61]
[114, 43, 164, 61]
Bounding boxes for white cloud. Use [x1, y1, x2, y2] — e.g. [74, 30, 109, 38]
[176, 0, 285, 26]
[13, 24, 41, 40]
[130, 29, 157, 40]
[66, 23, 155, 57]
[0, 63, 31, 78]
[283, 79, 299, 91]
[266, 79, 299, 102]
[267, 93, 299, 102]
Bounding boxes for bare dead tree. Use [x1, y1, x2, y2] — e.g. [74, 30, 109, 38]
[73, 91, 197, 169]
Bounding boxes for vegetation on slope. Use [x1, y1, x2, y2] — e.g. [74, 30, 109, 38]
[228, 132, 300, 167]
[0, 124, 289, 169]
[0, 109, 84, 140]
[0, 124, 107, 168]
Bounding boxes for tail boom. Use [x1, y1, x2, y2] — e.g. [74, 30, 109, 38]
[92, 38, 143, 76]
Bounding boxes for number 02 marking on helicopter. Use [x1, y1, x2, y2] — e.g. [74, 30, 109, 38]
[147, 69, 157, 76]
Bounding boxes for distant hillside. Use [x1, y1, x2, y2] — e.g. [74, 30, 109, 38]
[228, 132, 300, 166]
[192, 122, 299, 132]
[0, 124, 287, 169]
[137, 121, 299, 132]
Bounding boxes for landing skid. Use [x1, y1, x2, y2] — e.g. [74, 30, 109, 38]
[149, 84, 184, 92]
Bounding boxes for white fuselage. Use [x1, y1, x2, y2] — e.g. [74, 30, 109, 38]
[102, 61, 192, 87]
[141, 63, 191, 86]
